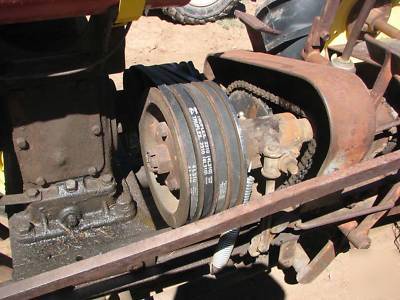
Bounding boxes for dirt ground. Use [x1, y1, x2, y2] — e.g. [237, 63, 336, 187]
[109, 2, 255, 90]
[112, 2, 400, 300]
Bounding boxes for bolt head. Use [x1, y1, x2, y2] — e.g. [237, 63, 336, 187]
[65, 214, 79, 228]
[88, 167, 98, 177]
[287, 163, 299, 175]
[35, 177, 46, 186]
[65, 179, 78, 192]
[91, 125, 102, 136]
[26, 188, 39, 198]
[16, 137, 28, 150]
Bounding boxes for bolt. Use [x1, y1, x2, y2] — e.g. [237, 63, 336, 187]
[100, 174, 113, 185]
[35, 177, 46, 187]
[91, 125, 102, 136]
[26, 188, 39, 198]
[238, 111, 246, 120]
[88, 166, 98, 177]
[65, 179, 78, 192]
[287, 162, 299, 175]
[156, 122, 169, 139]
[65, 214, 79, 228]
[165, 176, 179, 191]
[263, 144, 282, 158]
[16, 137, 29, 150]
[148, 153, 159, 171]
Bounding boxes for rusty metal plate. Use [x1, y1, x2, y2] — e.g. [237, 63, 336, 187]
[6, 79, 109, 186]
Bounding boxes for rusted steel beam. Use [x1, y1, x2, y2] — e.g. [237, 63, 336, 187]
[234, 10, 281, 53]
[341, 0, 377, 61]
[0, 151, 399, 300]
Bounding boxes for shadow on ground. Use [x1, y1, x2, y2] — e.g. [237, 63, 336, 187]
[172, 265, 285, 300]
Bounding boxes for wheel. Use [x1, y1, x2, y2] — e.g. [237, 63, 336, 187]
[255, 0, 325, 59]
[163, 0, 239, 25]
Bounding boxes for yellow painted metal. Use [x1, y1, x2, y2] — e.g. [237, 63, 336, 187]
[323, 0, 400, 60]
[324, 0, 358, 49]
[115, 0, 146, 25]
[0, 152, 4, 195]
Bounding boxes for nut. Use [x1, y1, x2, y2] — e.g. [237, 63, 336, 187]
[156, 122, 169, 139]
[65, 179, 78, 192]
[263, 144, 282, 158]
[101, 174, 114, 185]
[26, 188, 39, 198]
[146, 144, 172, 174]
[165, 175, 179, 191]
[17, 221, 33, 235]
[279, 155, 299, 175]
[65, 214, 79, 228]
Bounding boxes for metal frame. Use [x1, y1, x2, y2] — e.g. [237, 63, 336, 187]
[0, 150, 399, 300]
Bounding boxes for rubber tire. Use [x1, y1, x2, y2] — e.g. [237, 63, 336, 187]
[163, 0, 240, 25]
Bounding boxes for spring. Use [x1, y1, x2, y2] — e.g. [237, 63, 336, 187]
[210, 176, 254, 274]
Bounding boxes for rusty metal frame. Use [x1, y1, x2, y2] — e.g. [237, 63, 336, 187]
[204, 50, 376, 175]
[0, 150, 399, 300]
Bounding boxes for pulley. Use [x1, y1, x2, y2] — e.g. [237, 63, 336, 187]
[139, 81, 313, 228]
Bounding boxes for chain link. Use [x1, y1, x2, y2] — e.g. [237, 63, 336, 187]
[226, 80, 317, 188]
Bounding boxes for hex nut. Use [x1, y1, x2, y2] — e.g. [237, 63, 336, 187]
[65, 179, 78, 192]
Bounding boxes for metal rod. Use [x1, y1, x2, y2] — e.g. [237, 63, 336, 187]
[294, 202, 395, 230]
[0, 150, 399, 300]
[376, 119, 400, 133]
[342, 0, 377, 61]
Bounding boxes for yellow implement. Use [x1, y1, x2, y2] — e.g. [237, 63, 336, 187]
[0, 152, 4, 195]
[323, 0, 400, 60]
[115, 0, 146, 25]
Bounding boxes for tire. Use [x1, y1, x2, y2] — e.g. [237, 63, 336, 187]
[255, 0, 325, 59]
[163, 0, 240, 25]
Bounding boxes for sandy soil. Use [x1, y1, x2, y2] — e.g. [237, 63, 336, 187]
[110, 2, 255, 90]
[114, 2, 400, 300]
